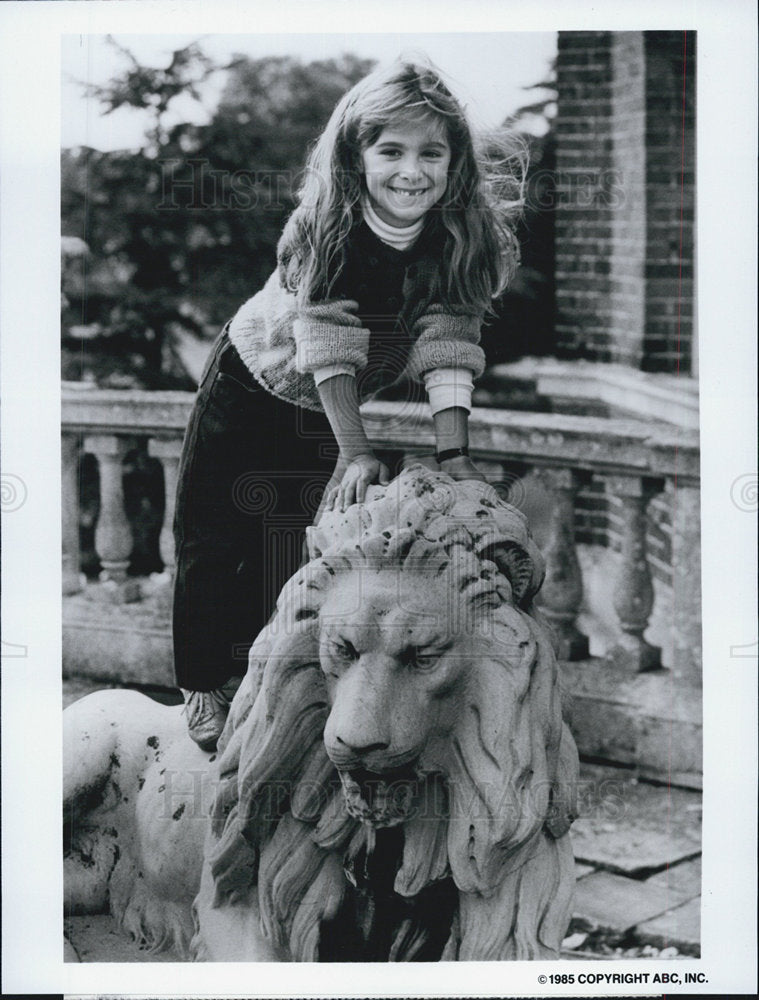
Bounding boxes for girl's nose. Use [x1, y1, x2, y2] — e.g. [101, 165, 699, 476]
[397, 155, 423, 179]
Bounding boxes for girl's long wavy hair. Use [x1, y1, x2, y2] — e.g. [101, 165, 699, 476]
[278, 57, 525, 314]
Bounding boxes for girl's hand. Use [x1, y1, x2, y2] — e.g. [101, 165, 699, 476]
[325, 453, 390, 511]
[439, 454, 487, 483]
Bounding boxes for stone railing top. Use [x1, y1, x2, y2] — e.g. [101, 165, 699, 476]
[360, 401, 700, 485]
[61, 387, 700, 485]
[62, 386, 194, 437]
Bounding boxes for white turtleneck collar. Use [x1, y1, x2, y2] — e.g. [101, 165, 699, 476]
[361, 194, 425, 251]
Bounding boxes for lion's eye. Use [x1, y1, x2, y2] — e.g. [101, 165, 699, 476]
[332, 639, 359, 661]
[402, 646, 440, 672]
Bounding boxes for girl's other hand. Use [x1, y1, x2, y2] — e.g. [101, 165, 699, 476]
[438, 455, 487, 483]
[325, 453, 390, 511]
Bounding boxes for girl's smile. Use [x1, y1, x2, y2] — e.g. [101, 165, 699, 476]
[361, 122, 451, 228]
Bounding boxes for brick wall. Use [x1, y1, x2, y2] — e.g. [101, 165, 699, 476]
[554, 30, 695, 375]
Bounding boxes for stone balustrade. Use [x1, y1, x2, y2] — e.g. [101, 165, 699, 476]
[62, 389, 191, 597]
[62, 387, 701, 680]
[62, 386, 703, 783]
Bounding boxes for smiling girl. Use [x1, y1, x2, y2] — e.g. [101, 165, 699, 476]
[172, 58, 523, 748]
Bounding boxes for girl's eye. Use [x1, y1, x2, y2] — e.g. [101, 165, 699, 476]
[376, 149, 444, 160]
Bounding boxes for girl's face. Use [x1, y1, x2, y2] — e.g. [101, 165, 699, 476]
[360, 119, 451, 228]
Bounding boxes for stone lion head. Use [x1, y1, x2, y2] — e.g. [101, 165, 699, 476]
[206, 467, 578, 961]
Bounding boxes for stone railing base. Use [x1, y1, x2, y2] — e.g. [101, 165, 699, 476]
[63, 586, 174, 688]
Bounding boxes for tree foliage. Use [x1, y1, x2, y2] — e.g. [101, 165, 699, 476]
[62, 42, 374, 387]
[84, 37, 217, 139]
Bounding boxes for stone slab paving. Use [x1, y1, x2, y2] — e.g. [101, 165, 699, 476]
[573, 871, 675, 933]
[566, 764, 702, 955]
[65, 915, 181, 962]
[570, 763, 702, 875]
[635, 896, 701, 955]
[645, 856, 701, 902]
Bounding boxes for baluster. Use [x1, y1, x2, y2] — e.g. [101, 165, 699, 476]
[148, 437, 183, 576]
[534, 467, 589, 660]
[603, 475, 662, 671]
[669, 482, 702, 683]
[61, 432, 82, 595]
[84, 434, 139, 601]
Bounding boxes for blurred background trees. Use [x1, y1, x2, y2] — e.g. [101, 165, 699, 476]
[62, 42, 374, 388]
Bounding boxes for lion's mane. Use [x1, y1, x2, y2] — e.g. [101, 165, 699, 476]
[201, 467, 578, 961]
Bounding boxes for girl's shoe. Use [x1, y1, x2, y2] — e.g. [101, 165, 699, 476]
[181, 688, 231, 751]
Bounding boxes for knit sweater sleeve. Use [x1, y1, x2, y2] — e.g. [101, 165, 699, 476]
[404, 304, 486, 380]
[293, 299, 370, 374]
[226, 271, 373, 411]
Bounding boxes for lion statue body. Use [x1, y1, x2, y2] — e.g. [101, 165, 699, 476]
[64, 466, 579, 961]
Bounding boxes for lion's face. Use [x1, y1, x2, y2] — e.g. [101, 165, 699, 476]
[209, 468, 578, 959]
[319, 566, 492, 827]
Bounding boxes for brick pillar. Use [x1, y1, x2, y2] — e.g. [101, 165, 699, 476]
[554, 31, 695, 375]
[642, 31, 696, 374]
[554, 32, 616, 362]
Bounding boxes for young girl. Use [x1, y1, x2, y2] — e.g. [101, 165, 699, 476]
[173, 58, 522, 749]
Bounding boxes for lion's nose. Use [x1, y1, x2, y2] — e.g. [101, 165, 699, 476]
[335, 735, 390, 756]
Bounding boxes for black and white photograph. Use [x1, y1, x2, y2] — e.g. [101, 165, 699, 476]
[0, 0, 756, 996]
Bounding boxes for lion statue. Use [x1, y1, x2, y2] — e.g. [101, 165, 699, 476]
[64, 465, 579, 961]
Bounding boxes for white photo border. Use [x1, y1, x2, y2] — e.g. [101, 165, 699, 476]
[1, 0, 756, 995]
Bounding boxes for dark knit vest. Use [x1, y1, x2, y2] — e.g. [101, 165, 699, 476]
[328, 220, 443, 396]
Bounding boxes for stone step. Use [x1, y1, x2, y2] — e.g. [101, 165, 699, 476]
[562, 659, 702, 789]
